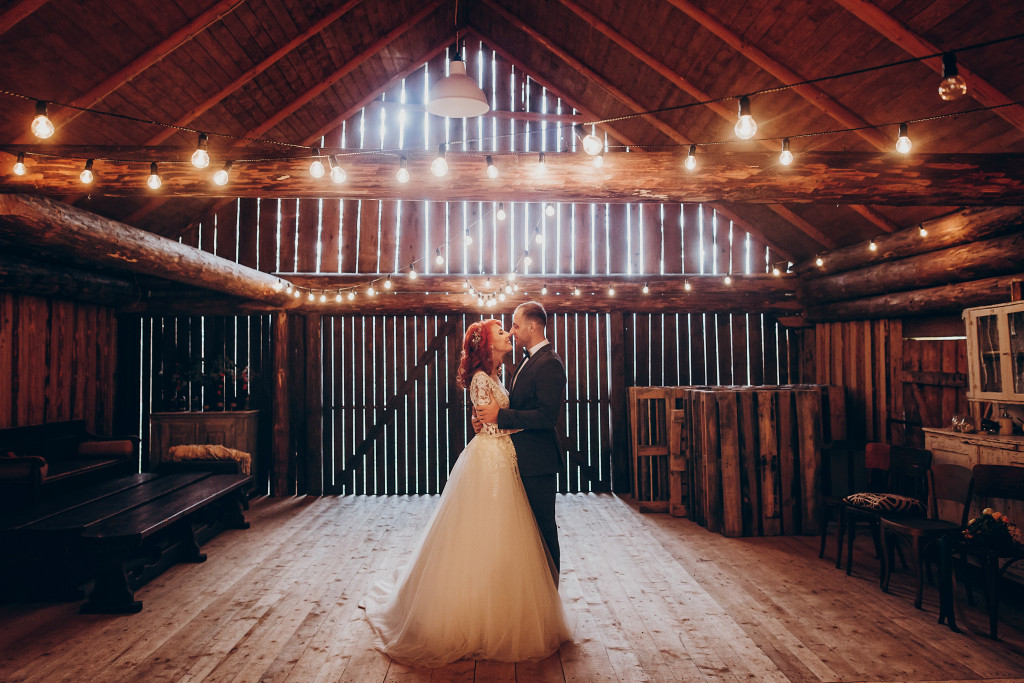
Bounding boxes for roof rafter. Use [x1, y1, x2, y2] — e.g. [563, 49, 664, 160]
[834, 0, 1024, 133]
[0, 0, 49, 37]
[13, 0, 247, 144]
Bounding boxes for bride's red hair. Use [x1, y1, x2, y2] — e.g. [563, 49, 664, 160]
[456, 319, 502, 389]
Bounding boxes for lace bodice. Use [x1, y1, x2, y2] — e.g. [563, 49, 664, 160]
[470, 372, 519, 437]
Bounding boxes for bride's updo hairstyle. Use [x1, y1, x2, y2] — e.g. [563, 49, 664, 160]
[456, 319, 502, 389]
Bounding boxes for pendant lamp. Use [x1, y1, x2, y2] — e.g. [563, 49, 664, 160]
[426, 56, 490, 118]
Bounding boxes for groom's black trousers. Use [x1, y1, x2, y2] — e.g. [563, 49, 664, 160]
[520, 473, 559, 576]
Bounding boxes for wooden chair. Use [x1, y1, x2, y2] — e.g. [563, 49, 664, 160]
[818, 440, 863, 562]
[880, 464, 973, 608]
[840, 444, 931, 576]
[941, 464, 1024, 640]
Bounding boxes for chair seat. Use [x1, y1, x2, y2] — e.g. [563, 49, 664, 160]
[880, 517, 961, 536]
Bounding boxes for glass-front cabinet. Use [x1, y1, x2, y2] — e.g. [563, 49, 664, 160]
[964, 300, 1024, 403]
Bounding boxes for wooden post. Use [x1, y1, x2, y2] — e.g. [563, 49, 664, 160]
[717, 392, 743, 537]
[796, 388, 824, 535]
[738, 390, 761, 536]
[777, 390, 797, 534]
[609, 312, 631, 494]
[757, 390, 781, 535]
[304, 314, 323, 496]
[271, 312, 291, 497]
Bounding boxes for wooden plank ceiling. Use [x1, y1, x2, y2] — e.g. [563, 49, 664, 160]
[0, 0, 1022, 260]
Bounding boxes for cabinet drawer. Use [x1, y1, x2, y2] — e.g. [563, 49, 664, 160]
[979, 446, 1024, 467]
[930, 448, 979, 468]
[925, 435, 977, 456]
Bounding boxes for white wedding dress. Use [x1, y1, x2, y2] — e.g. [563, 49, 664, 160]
[361, 371, 572, 667]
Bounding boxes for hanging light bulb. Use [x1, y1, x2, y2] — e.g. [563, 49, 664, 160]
[293, 290, 302, 298]
[541, 285, 548, 295]
[462, 279, 470, 289]
[425, 51, 490, 118]
[431, 143, 448, 177]
[734, 95, 757, 140]
[435, 248, 444, 265]
[534, 229, 544, 245]
[938, 52, 968, 101]
[484, 276, 492, 290]
[869, 240, 878, 252]
[383, 277, 393, 289]
[366, 284, 376, 296]
[779, 138, 793, 166]
[31, 101, 54, 139]
[772, 266, 781, 277]
[919, 224, 928, 237]
[285, 284, 294, 294]
[213, 161, 233, 186]
[642, 282, 650, 294]
[504, 283, 513, 294]
[308, 291, 316, 301]
[319, 293, 327, 303]
[12, 152, 26, 175]
[496, 202, 507, 220]
[724, 275, 732, 285]
[147, 162, 162, 190]
[537, 151, 546, 171]
[608, 286, 615, 296]
[593, 153, 604, 168]
[191, 133, 210, 169]
[347, 291, 355, 300]
[684, 144, 697, 171]
[273, 281, 284, 292]
[485, 155, 498, 179]
[815, 255, 824, 267]
[408, 266, 417, 279]
[309, 148, 325, 178]
[330, 156, 347, 184]
[545, 203, 556, 217]
[464, 229, 473, 246]
[335, 292, 343, 302]
[896, 122, 912, 154]
[523, 250, 533, 267]
[499, 292, 507, 302]
[508, 272, 516, 282]
[684, 280, 692, 291]
[582, 133, 603, 156]
[396, 156, 410, 183]
[79, 159, 94, 184]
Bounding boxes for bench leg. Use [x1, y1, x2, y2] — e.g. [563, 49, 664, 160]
[81, 543, 142, 614]
[226, 491, 250, 530]
[175, 515, 206, 564]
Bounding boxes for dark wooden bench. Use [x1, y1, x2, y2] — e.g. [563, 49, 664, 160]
[0, 471, 251, 612]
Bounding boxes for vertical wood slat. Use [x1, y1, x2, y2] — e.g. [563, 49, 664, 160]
[304, 315, 323, 496]
[272, 312, 291, 496]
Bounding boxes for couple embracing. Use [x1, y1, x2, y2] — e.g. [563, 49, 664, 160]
[361, 302, 573, 667]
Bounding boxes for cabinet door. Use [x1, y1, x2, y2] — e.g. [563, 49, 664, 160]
[196, 417, 236, 447]
[1010, 309, 1024, 397]
[975, 313, 1003, 394]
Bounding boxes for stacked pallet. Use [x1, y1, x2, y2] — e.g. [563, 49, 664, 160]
[629, 385, 846, 536]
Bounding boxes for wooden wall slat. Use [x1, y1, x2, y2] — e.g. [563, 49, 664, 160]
[237, 198, 259, 269]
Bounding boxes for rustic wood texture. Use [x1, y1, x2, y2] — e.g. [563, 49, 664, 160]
[0, 253, 140, 308]
[3, 494, 1023, 681]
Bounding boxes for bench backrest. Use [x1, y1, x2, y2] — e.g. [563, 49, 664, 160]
[0, 420, 88, 460]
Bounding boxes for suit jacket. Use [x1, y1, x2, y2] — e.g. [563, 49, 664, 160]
[497, 344, 566, 477]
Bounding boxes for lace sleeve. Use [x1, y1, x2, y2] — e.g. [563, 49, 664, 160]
[470, 372, 494, 409]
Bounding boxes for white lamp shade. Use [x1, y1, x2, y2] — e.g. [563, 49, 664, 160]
[426, 60, 490, 118]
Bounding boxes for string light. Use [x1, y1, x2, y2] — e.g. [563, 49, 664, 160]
[919, 224, 928, 237]
[496, 202, 507, 220]
[329, 156, 346, 184]
[537, 151, 546, 171]
[724, 275, 732, 285]
[464, 228, 473, 246]
[79, 159, 94, 184]
[366, 284, 376, 296]
[285, 284, 293, 294]
[335, 292, 343, 302]
[573, 287, 581, 296]
[734, 95, 757, 140]
[896, 122, 912, 154]
[869, 239, 878, 251]
[608, 286, 615, 296]
[147, 162, 162, 190]
[581, 132, 603, 156]
[435, 247, 444, 265]
[408, 266, 417, 279]
[939, 53, 968, 101]
[815, 255, 825, 267]
[541, 286, 548, 295]
[309, 148, 325, 178]
[523, 250, 533, 267]
[31, 101, 54, 139]
[771, 266, 780, 276]
[12, 152, 26, 175]
[684, 279, 692, 291]
[593, 153, 604, 168]
[684, 144, 697, 170]
[347, 291, 355, 300]
[319, 292, 327, 303]
[191, 133, 210, 169]
[545, 203, 556, 217]
[383, 277, 393, 289]
[293, 290, 301, 298]
[213, 161, 232, 186]
[308, 291, 315, 301]
[642, 282, 650, 294]
[273, 281, 284, 292]
[485, 155, 498, 178]
[534, 228, 544, 245]
[396, 156, 410, 183]
[779, 138, 793, 165]
[431, 143, 448, 177]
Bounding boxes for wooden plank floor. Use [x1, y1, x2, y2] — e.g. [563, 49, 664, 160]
[2, 493, 1024, 682]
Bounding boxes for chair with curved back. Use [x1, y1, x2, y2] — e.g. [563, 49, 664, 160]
[880, 463, 973, 608]
[839, 444, 931, 576]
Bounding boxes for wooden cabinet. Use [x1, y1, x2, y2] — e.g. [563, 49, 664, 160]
[964, 300, 1024, 404]
[148, 411, 258, 470]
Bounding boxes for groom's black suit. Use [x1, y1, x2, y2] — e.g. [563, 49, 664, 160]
[497, 343, 565, 574]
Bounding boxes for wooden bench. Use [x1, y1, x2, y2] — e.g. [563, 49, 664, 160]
[0, 471, 250, 612]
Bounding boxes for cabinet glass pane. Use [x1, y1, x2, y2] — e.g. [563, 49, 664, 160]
[1011, 311, 1024, 393]
[977, 314, 1002, 392]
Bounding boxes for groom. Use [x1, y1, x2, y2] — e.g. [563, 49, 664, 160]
[475, 301, 565, 577]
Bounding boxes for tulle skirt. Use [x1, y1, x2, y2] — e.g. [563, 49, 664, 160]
[361, 433, 573, 667]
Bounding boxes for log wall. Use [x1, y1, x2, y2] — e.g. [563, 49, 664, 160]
[0, 292, 117, 438]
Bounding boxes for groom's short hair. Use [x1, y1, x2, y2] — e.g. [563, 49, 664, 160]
[517, 301, 547, 328]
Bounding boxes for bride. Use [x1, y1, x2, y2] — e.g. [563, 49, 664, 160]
[361, 319, 572, 667]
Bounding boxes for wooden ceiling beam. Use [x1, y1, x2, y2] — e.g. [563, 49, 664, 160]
[0, 252, 140, 308]
[766, 205, 838, 248]
[8, 149, 1020, 206]
[0, 0, 49, 36]
[834, 0, 1024, 133]
[663, 0, 891, 151]
[12, 0, 246, 144]
[0, 194, 299, 307]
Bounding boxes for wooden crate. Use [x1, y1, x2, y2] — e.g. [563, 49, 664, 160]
[627, 387, 687, 513]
